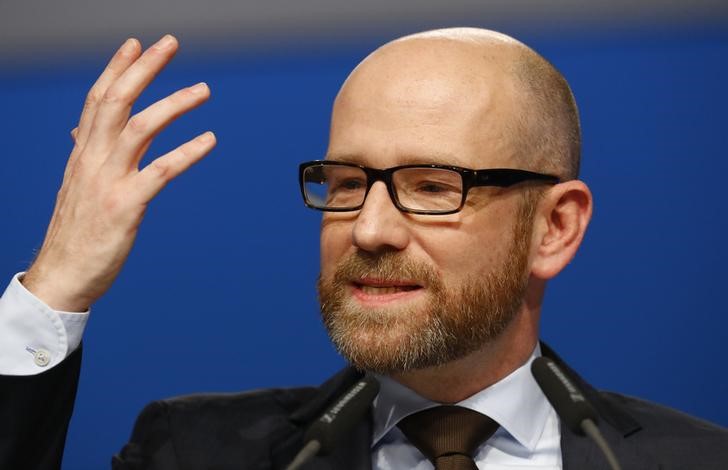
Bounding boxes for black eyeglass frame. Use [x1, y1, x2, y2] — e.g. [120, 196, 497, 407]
[299, 160, 561, 215]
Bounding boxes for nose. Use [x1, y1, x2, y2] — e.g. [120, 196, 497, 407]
[352, 181, 410, 253]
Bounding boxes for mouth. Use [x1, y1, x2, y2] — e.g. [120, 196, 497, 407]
[350, 278, 424, 305]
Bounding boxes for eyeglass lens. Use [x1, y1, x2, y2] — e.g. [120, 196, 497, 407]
[303, 164, 464, 212]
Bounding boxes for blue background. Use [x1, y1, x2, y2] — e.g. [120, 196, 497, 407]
[1, 25, 727, 468]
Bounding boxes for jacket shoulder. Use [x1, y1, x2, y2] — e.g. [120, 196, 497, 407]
[114, 386, 317, 470]
[153, 385, 318, 428]
[600, 391, 728, 436]
[599, 391, 728, 467]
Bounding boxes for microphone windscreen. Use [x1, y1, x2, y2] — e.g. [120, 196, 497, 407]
[304, 375, 380, 454]
[531, 357, 599, 435]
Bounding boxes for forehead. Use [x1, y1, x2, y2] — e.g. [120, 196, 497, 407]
[325, 151, 475, 169]
[327, 39, 520, 170]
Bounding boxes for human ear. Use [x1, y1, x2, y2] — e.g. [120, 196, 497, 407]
[530, 180, 593, 280]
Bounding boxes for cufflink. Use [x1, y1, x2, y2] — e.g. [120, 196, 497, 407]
[25, 346, 51, 367]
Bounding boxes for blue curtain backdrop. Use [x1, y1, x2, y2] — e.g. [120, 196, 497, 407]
[1, 25, 727, 468]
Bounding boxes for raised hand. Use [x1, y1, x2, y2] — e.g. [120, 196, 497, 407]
[22, 35, 216, 312]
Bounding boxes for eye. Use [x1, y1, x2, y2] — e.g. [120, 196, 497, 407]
[340, 178, 364, 190]
[417, 182, 449, 193]
[414, 180, 460, 195]
[331, 177, 365, 192]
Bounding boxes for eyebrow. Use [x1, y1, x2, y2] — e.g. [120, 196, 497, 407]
[325, 152, 470, 168]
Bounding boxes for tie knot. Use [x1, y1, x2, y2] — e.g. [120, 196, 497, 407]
[397, 406, 498, 469]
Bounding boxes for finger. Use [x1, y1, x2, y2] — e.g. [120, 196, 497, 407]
[133, 131, 216, 203]
[84, 35, 179, 153]
[108, 82, 210, 173]
[75, 38, 141, 148]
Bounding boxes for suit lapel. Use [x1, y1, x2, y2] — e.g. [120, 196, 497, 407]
[270, 367, 372, 470]
[306, 417, 372, 470]
[541, 343, 659, 469]
[560, 419, 658, 470]
[560, 426, 612, 470]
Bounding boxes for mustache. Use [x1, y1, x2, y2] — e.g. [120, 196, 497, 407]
[331, 250, 440, 287]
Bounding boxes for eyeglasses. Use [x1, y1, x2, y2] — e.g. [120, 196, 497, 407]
[299, 160, 560, 215]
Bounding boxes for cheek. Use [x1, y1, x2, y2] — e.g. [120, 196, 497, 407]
[417, 224, 505, 284]
[429, 238, 488, 281]
[319, 219, 352, 278]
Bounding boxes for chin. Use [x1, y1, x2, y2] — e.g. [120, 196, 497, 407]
[329, 320, 449, 373]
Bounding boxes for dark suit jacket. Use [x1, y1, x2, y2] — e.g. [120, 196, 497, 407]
[1, 344, 727, 469]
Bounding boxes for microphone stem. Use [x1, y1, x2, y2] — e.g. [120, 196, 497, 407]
[581, 420, 622, 470]
[284, 440, 321, 470]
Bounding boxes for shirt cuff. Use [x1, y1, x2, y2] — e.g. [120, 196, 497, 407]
[0, 272, 90, 375]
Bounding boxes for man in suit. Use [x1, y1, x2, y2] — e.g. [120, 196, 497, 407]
[1, 27, 727, 469]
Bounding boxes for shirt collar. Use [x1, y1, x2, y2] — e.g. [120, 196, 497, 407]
[371, 344, 551, 452]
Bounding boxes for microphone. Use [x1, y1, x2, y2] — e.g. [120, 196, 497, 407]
[531, 357, 622, 470]
[285, 375, 380, 470]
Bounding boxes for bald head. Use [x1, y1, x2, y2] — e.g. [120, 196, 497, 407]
[331, 28, 580, 179]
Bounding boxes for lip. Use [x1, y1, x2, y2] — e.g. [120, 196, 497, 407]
[349, 278, 424, 306]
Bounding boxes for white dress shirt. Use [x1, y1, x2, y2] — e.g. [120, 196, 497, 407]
[372, 345, 562, 469]
[0, 273, 562, 469]
[0, 273, 88, 375]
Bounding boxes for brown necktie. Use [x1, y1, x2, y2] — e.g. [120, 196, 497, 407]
[397, 405, 499, 470]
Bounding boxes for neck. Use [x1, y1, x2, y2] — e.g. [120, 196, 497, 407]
[389, 289, 542, 403]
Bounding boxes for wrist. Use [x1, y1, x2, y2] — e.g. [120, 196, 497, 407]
[22, 265, 92, 312]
